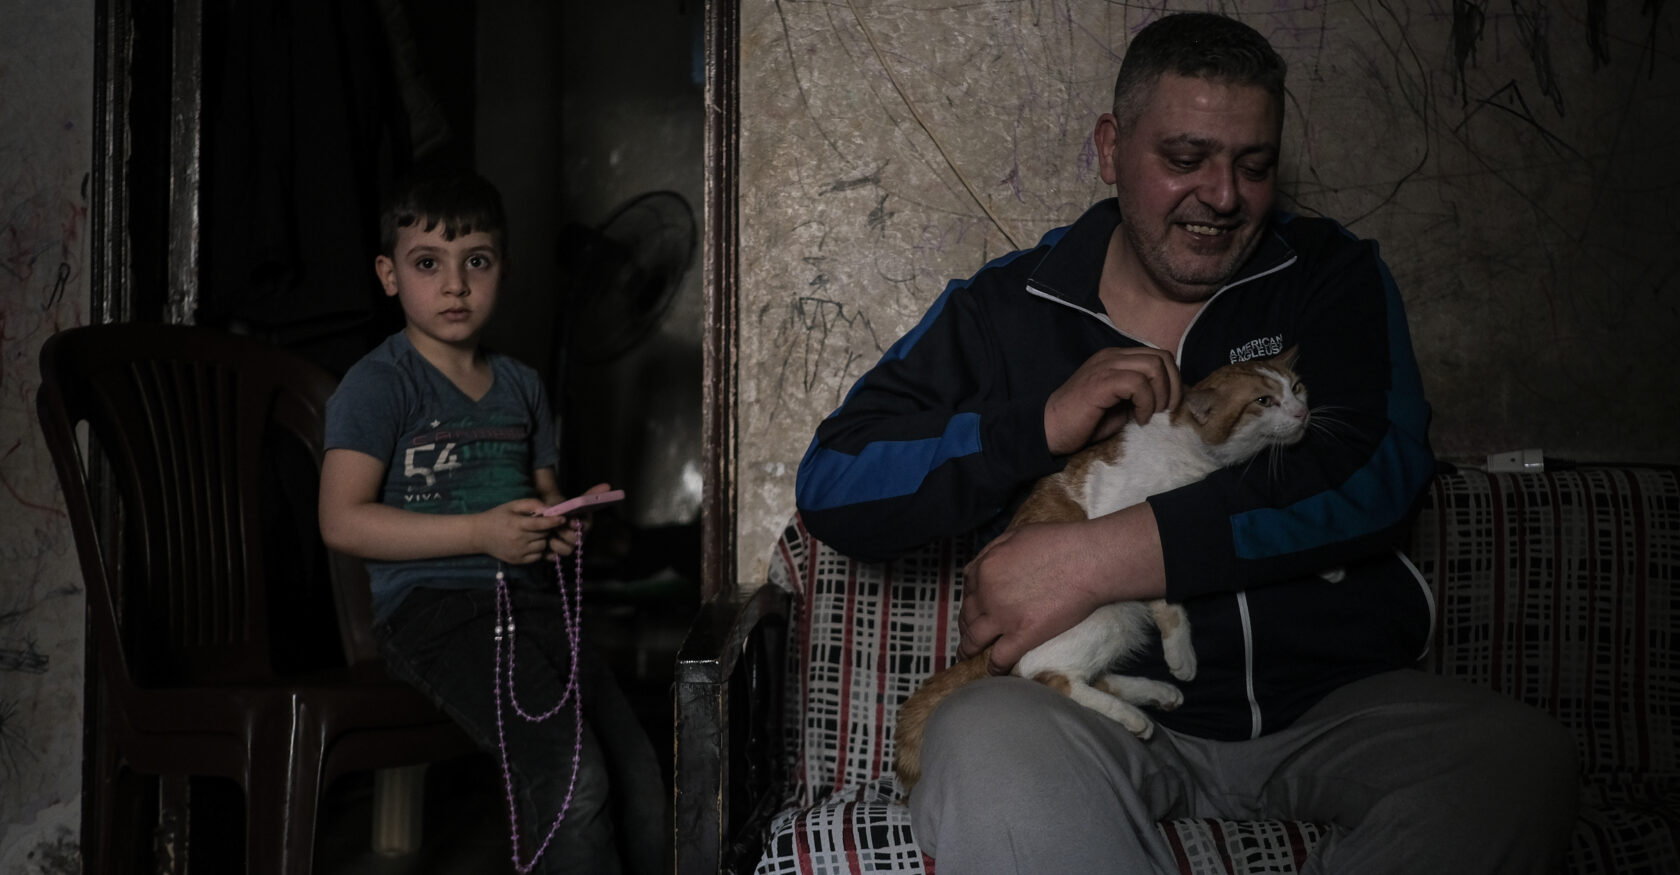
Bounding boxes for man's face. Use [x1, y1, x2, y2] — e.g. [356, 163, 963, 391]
[1097, 74, 1282, 303]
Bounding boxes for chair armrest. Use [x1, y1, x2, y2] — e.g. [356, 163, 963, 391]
[675, 581, 788, 684]
[674, 582, 794, 875]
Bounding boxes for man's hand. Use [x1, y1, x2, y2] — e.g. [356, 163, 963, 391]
[958, 504, 1168, 672]
[959, 521, 1108, 671]
[1044, 347, 1181, 455]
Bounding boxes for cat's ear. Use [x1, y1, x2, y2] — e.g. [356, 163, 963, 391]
[1272, 345, 1301, 371]
[1183, 387, 1217, 424]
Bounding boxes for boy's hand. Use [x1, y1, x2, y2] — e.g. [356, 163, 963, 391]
[540, 483, 616, 558]
[477, 498, 568, 565]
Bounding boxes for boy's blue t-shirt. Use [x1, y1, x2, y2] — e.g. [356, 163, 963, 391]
[324, 331, 560, 623]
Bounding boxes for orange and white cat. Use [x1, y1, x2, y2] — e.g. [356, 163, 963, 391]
[894, 350, 1311, 794]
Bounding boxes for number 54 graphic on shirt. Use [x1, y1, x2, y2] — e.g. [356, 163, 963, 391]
[404, 442, 461, 487]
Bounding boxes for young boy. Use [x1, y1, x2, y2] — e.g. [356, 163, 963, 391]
[319, 169, 666, 874]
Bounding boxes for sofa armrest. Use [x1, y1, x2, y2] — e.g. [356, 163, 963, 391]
[674, 582, 793, 875]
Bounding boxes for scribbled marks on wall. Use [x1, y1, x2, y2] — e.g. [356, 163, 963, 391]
[0, 529, 67, 790]
[0, 697, 37, 784]
[0, 606, 50, 674]
[1453, 0, 1490, 103]
[1456, 0, 1670, 115]
[1453, 79, 1581, 165]
[2, 170, 85, 309]
[0, 155, 82, 675]
[12, 823, 78, 875]
[770, 293, 883, 424]
[826, 169, 893, 231]
[3, 165, 87, 517]
[1, 88, 89, 854]
[1586, 0, 1611, 67]
[1510, 1, 1565, 114]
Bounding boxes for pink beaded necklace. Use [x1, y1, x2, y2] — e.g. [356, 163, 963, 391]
[492, 517, 585, 874]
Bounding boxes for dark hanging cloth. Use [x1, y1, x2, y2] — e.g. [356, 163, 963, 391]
[201, 0, 413, 376]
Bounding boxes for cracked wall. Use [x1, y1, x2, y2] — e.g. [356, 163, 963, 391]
[0, 3, 93, 871]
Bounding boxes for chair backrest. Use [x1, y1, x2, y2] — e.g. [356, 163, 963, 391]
[37, 323, 344, 689]
[328, 545, 390, 673]
[1409, 467, 1680, 781]
[769, 516, 975, 804]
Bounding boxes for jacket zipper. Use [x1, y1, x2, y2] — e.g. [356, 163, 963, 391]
[1237, 591, 1263, 739]
[1024, 232, 1301, 742]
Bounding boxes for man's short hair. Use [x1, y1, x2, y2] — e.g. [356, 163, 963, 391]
[1112, 13, 1287, 128]
[379, 168, 508, 258]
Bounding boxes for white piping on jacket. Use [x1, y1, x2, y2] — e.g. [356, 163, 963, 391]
[1237, 591, 1262, 739]
[1024, 237, 1303, 742]
[1396, 547, 1437, 662]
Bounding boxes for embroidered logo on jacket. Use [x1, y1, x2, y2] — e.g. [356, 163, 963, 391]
[1229, 335, 1284, 363]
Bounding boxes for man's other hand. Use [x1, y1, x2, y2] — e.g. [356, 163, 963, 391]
[958, 505, 1169, 672]
[958, 520, 1110, 671]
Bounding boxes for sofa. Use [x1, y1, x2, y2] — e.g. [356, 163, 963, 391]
[673, 466, 1679, 874]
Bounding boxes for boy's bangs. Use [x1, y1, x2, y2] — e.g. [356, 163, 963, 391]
[415, 210, 497, 243]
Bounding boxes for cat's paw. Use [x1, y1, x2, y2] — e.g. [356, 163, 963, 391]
[1318, 566, 1346, 583]
[1097, 673, 1183, 711]
[1163, 639, 1198, 682]
[1069, 679, 1158, 737]
[1152, 601, 1196, 681]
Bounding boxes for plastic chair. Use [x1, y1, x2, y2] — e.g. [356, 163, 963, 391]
[37, 322, 474, 874]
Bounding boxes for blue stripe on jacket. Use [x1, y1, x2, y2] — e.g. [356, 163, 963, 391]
[796, 233, 1063, 512]
[796, 412, 984, 511]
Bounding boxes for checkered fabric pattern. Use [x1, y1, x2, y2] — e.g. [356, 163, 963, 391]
[1410, 468, 1680, 875]
[753, 779, 930, 875]
[1159, 818, 1328, 873]
[767, 517, 974, 808]
[753, 468, 1680, 875]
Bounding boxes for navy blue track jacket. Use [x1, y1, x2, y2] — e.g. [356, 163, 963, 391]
[795, 199, 1437, 741]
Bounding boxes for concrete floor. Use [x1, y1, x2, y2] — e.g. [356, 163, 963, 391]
[316, 758, 513, 875]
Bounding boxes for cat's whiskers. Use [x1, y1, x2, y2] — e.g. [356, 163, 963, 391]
[1260, 440, 1294, 482]
[1302, 404, 1357, 440]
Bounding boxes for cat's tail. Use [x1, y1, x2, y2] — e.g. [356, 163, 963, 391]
[893, 650, 996, 797]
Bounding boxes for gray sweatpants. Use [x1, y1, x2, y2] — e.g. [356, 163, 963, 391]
[908, 668, 1578, 874]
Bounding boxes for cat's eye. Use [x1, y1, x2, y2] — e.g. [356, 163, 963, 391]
[1254, 395, 1273, 407]
[1292, 381, 1304, 393]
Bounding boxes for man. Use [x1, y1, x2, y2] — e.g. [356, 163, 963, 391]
[795, 12, 1577, 873]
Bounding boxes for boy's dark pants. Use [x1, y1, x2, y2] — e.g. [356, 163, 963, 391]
[377, 582, 667, 875]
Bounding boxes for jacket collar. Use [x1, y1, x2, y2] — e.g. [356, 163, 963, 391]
[1025, 198, 1298, 315]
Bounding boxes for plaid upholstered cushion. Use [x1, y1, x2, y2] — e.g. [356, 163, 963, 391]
[767, 518, 973, 805]
[1410, 468, 1679, 874]
[754, 468, 1680, 875]
[753, 779, 925, 874]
